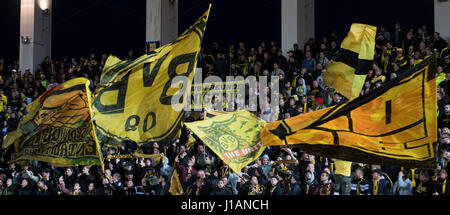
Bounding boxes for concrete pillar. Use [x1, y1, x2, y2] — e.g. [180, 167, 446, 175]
[435, 0, 450, 42]
[19, 0, 52, 74]
[146, 0, 178, 51]
[281, 0, 315, 55]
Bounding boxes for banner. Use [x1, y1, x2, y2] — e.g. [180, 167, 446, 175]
[262, 57, 437, 168]
[186, 110, 266, 173]
[93, 5, 211, 146]
[4, 78, 103, 168]
[323, 23, 376, 99]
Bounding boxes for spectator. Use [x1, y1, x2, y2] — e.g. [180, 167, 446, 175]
[332, 159, 352, 195]
[268, 176, 283, 195]
[350, 167, 370, 195]
[369, 168, 391, 195]
[392, 170, 413, 195]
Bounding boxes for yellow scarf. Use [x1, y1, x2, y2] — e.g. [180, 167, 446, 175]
[271, 186, 277, 195]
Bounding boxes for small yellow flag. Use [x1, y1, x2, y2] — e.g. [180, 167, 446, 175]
[93, 5, 211, 146]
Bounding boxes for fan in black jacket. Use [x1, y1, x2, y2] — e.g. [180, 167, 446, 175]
[302, 171, 318, 195]
[211, 179, 232, 195]
[17, 178, 33, 195]
[350, 168, 370, 195]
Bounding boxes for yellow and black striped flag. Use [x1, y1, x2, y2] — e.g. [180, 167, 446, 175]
[324, 23, 376, 100]
[262, 57, 437, 169]
[93, 5, 211, 146]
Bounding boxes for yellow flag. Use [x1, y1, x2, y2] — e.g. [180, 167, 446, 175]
[324, 23, 376, 100]
[262, 57, 437, 168]
[4, 78, 104, 168]
[169, 168, 184, 195]
[93, 5, 211, 146]
[186, 110, 266, 173]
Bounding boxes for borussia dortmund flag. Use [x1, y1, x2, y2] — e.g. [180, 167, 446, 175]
[4, 78, 104, 168]
[186, 110, 266, 173]
[262, 57, 437, 168]
[324, 23, 376, 100]
[93, 5, 211, 146]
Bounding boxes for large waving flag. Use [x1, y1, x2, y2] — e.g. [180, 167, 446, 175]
[4, 78, 104, 168]
[93, 6, 211, 146]
[262, 57, 437, 168]
[324, 23, 377, 100]
[186, 110, 266, 173]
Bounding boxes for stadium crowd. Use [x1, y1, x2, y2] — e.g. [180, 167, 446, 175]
[0, 23, 450, 195]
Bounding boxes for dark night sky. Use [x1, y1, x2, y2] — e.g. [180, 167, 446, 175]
[0, 0, 434, 63]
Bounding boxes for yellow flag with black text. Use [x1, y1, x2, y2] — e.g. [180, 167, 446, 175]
[324, 23, 376, 100]
[4, 78, 104, 168]
[186, 110, 266, 173]
[93, 6, 211, 146]
[262, 57, 437, 168]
